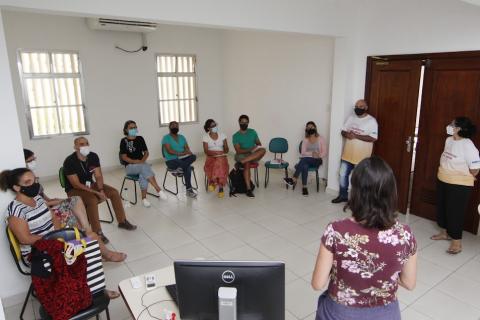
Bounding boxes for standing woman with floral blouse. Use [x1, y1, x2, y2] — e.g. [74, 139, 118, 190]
[311, 156, 417, 320]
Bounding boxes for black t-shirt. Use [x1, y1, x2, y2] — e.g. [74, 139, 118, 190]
[119, 136, 148, 164]
[63, 152, 101, 192]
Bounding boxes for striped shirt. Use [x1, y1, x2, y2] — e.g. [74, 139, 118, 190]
[7, 195, 54, 257]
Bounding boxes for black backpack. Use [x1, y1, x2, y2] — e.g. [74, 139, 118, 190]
[229, 167, 255, 196]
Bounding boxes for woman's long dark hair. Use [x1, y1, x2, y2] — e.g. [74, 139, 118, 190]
[345, 156, 398, 230]
[0, 168, 31, 192]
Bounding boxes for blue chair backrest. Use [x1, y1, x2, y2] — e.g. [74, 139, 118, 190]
[269, 138, 288, 154]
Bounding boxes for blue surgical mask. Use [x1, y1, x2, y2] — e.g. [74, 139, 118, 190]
[128, 128, 138, 137]
[211, 126, 218, 133]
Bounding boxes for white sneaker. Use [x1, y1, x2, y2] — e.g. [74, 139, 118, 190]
[142, 198, 151, 208]
[158, 190, 168, 200]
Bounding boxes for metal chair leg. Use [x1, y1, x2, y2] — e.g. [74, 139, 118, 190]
[163, 170, 179, 195]
[192, 168, 198, 190]
[205, 174, 209, 192]
[264, 167, 269, 188]
[99, 200, 114, 224]
[120, 177, 127, 201]
[105, 307, 111, 320]
[285, 167, 289, 189]
[255, 167, 259, 187]
[316, 170, 320, 192]
[20, 283, 33, 320]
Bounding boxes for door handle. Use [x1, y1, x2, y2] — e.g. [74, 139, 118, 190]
[405, 136, 413, 153]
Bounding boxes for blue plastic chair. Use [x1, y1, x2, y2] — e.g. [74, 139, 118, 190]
[120, 174, 159, 205]
[161, 146, 198, 195]
[294, 141, 322, 192]
[264, 138, 289, 188]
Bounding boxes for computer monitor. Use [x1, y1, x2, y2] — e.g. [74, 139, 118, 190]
[174, 260, 285, 320]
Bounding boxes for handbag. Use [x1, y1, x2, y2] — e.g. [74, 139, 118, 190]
[31, 239, 92, 320]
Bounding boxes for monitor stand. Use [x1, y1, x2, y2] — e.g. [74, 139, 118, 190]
[218, 287, 237, 320]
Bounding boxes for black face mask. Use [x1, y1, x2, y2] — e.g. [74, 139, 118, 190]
[20, 182, 41, 198]
[306, 128, 316, 135]
[240, 124, 248, 131]
[170, 128, 179, 134]
[354, 107, 366, 116]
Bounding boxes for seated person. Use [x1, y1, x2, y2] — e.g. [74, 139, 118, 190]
[202, 119, 229, 198]
[24, 148, 91, 232]
[232, 114, 266, 198]
[284, 122, 327, 196]
[0, 168, 126, 298]
[120, 120, 167, 208]
[162, 121, 197, 198]
[63, 137, 137, 244]
[311, 157, 417, 319]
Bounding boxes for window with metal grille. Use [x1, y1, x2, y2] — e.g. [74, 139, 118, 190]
[156, 54, 198, 125]
[18, 51, 88, 138]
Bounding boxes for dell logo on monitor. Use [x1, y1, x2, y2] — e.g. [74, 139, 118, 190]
[222, 270, 235, 283]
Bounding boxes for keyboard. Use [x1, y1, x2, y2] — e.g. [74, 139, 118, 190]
[166, 284, 178, 306]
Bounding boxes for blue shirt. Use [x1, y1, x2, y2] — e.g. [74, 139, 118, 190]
[162, 134, 187, 161]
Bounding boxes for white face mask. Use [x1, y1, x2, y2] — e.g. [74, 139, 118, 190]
[446, 125, 455, 136]
[210, 126, 218, 133]
[79, 146, 90, 157]
[27, 160, 37, 170]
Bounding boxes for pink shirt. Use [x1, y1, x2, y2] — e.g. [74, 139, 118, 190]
[322, 218, 416, 307]
[301, 136, 327, 158]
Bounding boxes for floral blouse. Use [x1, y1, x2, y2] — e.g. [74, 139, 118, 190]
[321, 218, 416, 308]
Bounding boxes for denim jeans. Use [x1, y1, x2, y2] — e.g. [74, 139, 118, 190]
[125, 163, 155, 190]
[294, 157, 322, 186]
[166, 155, 197, 189]
[339, 160, 355, 198]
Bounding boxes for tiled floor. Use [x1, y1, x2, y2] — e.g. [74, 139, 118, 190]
[4, 157, 480, 319]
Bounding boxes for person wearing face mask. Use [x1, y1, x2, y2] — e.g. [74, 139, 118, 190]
[284, 121, 327, 196]
[232, 114, 266, 198]
[120, 120, 167, 208]
[23, 149, 94, 233]
[202, 119, 229, 198]
[162, 121, 198, 198]
[331, 99, 378, 204]
[430, 117, 480, 254]
[0, 168, 126, 298]
[63, 137, 137, 244]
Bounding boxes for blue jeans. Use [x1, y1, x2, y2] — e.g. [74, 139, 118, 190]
[166, 155, 197, 189]
[339, 160, 355, 198]
[125, 163, 155, 190]
[294, 157, 322, 186]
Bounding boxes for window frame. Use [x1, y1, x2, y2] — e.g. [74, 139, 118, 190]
[155, 53, 200, 127]
[17, 49, 90, 140]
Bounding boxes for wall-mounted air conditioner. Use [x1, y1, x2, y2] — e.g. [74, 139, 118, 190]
[86, 18, 158, 33]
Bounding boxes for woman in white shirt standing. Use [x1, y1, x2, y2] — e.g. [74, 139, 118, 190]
[431, 117, 480, 254]
[203, 119, 229, 198]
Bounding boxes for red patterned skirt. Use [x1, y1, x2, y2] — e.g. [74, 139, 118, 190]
[204, 156, 229, 186]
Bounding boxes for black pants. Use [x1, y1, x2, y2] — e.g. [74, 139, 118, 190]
[436, 179, 472, 240]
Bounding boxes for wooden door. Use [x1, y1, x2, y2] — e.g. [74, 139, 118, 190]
[366, 59, 422, 213]
[410, 57, 480, 234]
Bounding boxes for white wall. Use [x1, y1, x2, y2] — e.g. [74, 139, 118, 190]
[3, 10, 224, 178]
[222, 30, 334, 178]
[0, 9, 31, 306]
[0, 0, 354, 37]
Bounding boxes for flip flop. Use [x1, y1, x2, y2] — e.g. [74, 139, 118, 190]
[446, 247, 462, 255]
[104, 252, 127, 262]
[430, 234, 451, 241]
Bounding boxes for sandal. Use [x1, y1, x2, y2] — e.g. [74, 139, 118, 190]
[106, 290, 120, 299]
[430, 234, 451, 241]
[446, 247, 462, 255]
[104, 251, 127, 262]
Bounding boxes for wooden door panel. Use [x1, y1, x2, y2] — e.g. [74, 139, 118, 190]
[411, 57, 480, 233]
[367, 60, 421, 213]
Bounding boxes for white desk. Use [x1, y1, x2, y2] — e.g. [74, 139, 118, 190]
[119, 266, 180, 320]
